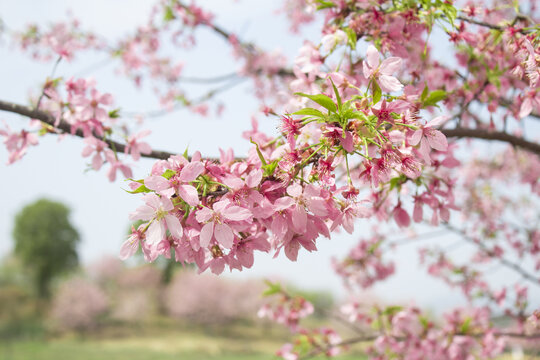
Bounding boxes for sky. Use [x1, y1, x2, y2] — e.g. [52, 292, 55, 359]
[0, 0, 535, 314]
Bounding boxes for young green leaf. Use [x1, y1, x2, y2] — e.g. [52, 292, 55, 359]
[294, 92, 337, 113]
[423, 90, 447, 107]
[262, 280, 282, 297]
[371, 80, 382, 104]
[292, 108, 325, 118]
[250, 138, 267, 166]
[162, 169, 176, 180]
[330, 78, 342, 112]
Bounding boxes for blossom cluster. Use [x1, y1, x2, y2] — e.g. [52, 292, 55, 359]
[120, 44, 458, 274]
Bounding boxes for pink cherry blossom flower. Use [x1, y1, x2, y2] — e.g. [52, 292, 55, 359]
[274, 183, 327, 234]
[125, 130, 152, 161]
[81, 136, 109, 170]
[129, 193, 183, 244]
[196, 200, 252, 249]
[74, 88, 113, 122]
[1, 126, 39, 164]
[119, 225, 145, 260]
[409, 116, 449, 162]
[362, 44, 403, 92]
[145, 159, 204, 205]
[320, 29, 347, 53]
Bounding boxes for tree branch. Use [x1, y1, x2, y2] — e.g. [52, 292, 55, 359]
[445, 225, 540, 287]
[0, 99, 175, 160]
[441, 128, 540, 155]
[299, 330, 540, 359]
[457, 15, 531, 34]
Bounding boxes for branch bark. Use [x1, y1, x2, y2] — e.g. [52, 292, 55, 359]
[441, 128, 540, 155]
[0, 99, 175, 160]
[299, 331, 540, 359]
[1, 100, 539, 163]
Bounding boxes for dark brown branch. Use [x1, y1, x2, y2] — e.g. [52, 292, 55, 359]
[441, 128, 540, 155]
[299, 331, 540, 359]
[0, 99, 175, 160]
[457, 15, 531, 34]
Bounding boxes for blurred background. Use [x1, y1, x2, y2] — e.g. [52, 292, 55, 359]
[0, 0, 538, 359]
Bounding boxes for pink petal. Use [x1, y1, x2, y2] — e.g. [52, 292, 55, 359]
[146, 220, 165, 244]
[120, 165, 132, 179]
[426, 129, 448, 152]
[212, 199, 230, 213]
[409, 130, 423, 146]
[165, 214, 183, 239]
[137, 142, 152, 155]
[378, 74, 403, 93]
[119, 237, 139, 260]
[195, 207, 213, 222]
[418, 138, 431, 162]
[145, 175, 170, 191]
[199, 222, 214, 247]
[362, 60, 373, 79]
[222, 206, 252, 221]
[179, 161, 205, 182]
[426, 116, 448, 128]
[274, 197, 295, 211]
[81, 146, 93, 157]
[340, 130, 354, 153]
[291, 205, 307, 233]
[144, 193, 162, 210]
[413, 202, 423, 223]
[287, 183, 303, 197]
[307, 198, 327, 216]
[519, 97, 533, 118]
[271, 216, 288, 239]
[177, 184, 199, 206]
[284, 239, 300, 261]
[379, 57, 402, 75]
[394, 207, 410, 228]
[366, 45, 380, 69]
[92, 153, 103, 170]
[160, 196, 174, 211]
[129, 205, 155, 221]
[215, 223, 234, 249]
[245, 170, 263, 188]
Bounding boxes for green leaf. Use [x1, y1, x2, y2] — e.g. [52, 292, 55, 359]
[383, 305, 403, 316]
[294, 92, 337, 113]
[421, 84, 429, 102]
[250, 138, 267, 166]
[182, 146, 189, 160]
[316, 0, 336, 10]
[262, 280, 282, 297]
[330, 78, 342, 112]
[292, 108, 325, 118]
[423, 90, 447, 107]
[108, 108, 121, 119]
[162, 169, 176, 180]
[125, 184, 151, 194]
[344, 27, 357, 50]
[163, 6, 175, 22]
[460, 317, 472, 334]
[441, 3, 457, 27]
[371, 80, 382, 104]
[262, 160, 279, 177]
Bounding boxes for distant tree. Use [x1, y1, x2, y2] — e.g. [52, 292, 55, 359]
[13, 199, 80, 299]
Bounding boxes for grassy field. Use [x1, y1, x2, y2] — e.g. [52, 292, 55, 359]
[0, 319, 368, 360]
[1, 319, 538, 360]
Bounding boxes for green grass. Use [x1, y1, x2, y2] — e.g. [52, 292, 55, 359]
[0, 320, 368, 360]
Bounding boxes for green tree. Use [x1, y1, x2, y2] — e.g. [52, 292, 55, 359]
[13, 199, 80, 299]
